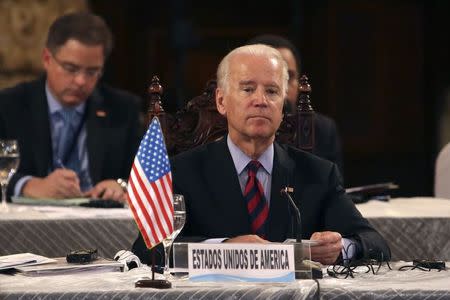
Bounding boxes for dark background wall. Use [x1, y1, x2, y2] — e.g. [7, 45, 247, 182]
[90, 0, 450, 197]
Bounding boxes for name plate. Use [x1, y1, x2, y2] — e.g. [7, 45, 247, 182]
[187, 243, 295, 282]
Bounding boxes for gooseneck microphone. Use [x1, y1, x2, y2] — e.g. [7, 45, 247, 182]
[280, 187, 302, 243]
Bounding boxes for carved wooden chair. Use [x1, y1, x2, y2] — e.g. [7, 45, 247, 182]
[145, 75, 315, 156]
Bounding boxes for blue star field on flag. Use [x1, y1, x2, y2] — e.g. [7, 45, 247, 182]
[126, 117, 174, 248]
[136, 120, 171, 182]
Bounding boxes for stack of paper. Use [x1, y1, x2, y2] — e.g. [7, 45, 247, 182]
[15, 257, 125, 276]
[1, 253, 124, 276]
[0, 253, 56, 270]
[11, 196, 90, 206]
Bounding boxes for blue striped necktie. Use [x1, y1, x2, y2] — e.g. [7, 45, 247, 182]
[55, 109, 92, 191]
[56, 109, 80, 172]
[243, 160, 269, 238]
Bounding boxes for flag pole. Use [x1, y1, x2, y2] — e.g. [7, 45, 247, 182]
[130, 117, 174, 289]
[135, 247, 171, 289]
[151, 249, 155, 281]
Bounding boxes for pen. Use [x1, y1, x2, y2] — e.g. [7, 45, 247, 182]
[55, 159, 65, 169]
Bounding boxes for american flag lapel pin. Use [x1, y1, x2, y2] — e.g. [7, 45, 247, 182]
[286, 187, 294, 193]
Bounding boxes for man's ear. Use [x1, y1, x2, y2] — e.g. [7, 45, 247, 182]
[215, 87, 227, 116]
[42, 48, 51, 70]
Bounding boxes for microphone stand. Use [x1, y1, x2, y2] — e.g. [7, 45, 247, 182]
[281, 187, 323, 279]
[281, 187, 302, 243]
[135, 247, 172, 289]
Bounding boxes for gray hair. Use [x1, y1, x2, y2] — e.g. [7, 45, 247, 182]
[216, 44, 288, 97]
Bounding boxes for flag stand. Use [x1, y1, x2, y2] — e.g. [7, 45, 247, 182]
[128, 117, 173, 289]
[135, 248, 172, 289]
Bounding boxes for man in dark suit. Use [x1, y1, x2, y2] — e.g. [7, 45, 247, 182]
[247, 35, 344, 174]
[0, 12, 141, 202]
[133, 44, 390, 265]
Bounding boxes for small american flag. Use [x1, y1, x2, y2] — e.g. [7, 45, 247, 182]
[127, 117, 174, 249]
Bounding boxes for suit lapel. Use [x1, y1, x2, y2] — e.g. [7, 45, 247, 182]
[281, 146, 323, 239]
[86, 89, 109, 183]
[290, 159, 321, 239]
[30, 78, 52, 175]
[266, 142, 294, 242]
[205, 138, 251, 233]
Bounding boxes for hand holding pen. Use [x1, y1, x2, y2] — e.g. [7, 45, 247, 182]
[22, 160, 82, 199]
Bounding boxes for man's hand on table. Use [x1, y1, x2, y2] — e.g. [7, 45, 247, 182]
[310, 231, 342, 265]
[224, 235, 270, 244]
[22, 169, 82, 199]
[217, 231, 343, 265]
[84, 179, 126, 202]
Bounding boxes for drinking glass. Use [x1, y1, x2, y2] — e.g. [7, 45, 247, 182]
[161, 194, 186, 279]
[0, 140, 20, 212]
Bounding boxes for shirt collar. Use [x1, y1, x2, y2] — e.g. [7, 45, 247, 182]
[45, 81, 86, 115]
[227, 135, 274, 175]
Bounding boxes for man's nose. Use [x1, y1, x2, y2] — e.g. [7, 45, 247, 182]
[73, 72, 88, 86]
[253, 88, 268, 106]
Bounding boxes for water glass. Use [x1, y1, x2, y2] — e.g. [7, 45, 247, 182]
[0, 140, 20, 212]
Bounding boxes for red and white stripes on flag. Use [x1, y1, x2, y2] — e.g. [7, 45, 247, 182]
[127, 117, 174, 249]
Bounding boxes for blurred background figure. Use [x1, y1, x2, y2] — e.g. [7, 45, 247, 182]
[0, 12, 142, 202]
[247, 34, 344, 175]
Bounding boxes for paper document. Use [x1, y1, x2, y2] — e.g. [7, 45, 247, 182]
[283, 239, 320, 246]
[11, 196, 90, 206]
[345, 182, 399, 194]
[0, 253, 56, 270]
[16, 257, 125, 276]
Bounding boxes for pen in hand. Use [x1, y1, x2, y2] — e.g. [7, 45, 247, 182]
[55, 159, 66, 169]
[54, 159, 83, 197]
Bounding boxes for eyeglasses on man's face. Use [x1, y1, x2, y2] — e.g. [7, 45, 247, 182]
[51, 54, 103, 79]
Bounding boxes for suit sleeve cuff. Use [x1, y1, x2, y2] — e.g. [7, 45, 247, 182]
[341, 237, 359, 261]
[14, 175, 33, 197]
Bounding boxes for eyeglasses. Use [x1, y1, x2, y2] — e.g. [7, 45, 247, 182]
[51, 54, 103, 79]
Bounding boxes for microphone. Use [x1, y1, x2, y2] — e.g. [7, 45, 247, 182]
[280, 186, 302, 243]
[281, 186, 323, 279]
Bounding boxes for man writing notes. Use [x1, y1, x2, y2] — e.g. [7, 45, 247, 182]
[0, 12, 141, 202]
[133, 44, 390, 265]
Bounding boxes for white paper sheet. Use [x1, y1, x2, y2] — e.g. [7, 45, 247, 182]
[0, 253, 55, 270]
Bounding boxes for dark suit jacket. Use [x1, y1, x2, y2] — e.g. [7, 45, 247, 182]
[284, 103, 343, 176]
[132, 137, 390, 264]
[0, 76, 142, 198]
[314, 112, 343, 176]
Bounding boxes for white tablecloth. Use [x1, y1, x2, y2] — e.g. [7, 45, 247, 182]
[356, 197, 450, 217]
[0, 262, 448, 300]
[356, 198, 450, 261]
[0, 204, 137, 258]
[1, 197, 449, 261]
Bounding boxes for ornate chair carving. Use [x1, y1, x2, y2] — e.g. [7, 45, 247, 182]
[276, 75, 315, 153]
[146, 75, 315, 156]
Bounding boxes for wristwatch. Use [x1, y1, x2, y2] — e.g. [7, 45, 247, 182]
[116, 178, 128, 192]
